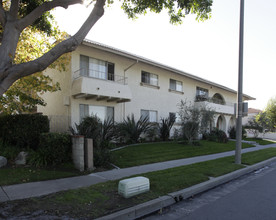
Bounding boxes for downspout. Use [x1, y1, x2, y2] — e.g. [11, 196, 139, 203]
[123, 60, 139, 120]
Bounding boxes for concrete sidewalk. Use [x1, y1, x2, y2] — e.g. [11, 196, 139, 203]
[1, 143, 276, 202]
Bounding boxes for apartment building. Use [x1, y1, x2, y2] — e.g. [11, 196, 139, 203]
[38, 40, 255, 135]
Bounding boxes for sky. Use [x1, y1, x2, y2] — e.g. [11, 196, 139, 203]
[53, 0, 276, 110]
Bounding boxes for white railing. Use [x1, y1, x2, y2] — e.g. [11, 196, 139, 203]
[195, 95, 234, 107]
[73, 69, 128, 85]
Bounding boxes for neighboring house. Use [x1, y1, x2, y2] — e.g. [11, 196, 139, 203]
[37, 40, 255, 136]
[242, 108, 262, 125]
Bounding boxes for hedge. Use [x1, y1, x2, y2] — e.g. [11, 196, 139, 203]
[0, 114, 49, 149]
[28, 132, 72, 167]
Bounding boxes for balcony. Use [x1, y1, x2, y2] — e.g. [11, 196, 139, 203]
[195, 96, 235, 115]
[72, 69, 132, 103]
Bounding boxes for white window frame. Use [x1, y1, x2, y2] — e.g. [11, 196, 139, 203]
[79, 55, 114, 81]
[169, 112, 181, 124]
[80, 104, 114, 122]
[141, 71, 159, 87]
[141, 109, 158, 123]
[196, 87, 209, 99]
[169, 79, 183, 93]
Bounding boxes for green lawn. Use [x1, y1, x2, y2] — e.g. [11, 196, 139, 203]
[112, 140, 254, 168]
[242, 147, 276, 165]
[18, 148, 276, 219]
[0, 165, 83, 186]
[244, 138, 275, 145]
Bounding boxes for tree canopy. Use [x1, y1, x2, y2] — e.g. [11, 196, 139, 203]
[264, 96, 276, 129]
[255, 97, 276, 131]
[0, 0, 213, 97]
[0, 0, 70, 114]
[0, 26, 70, 114]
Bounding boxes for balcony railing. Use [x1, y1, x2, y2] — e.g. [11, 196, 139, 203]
[195, 95, 234, 107]
[73, 69, 128, 85]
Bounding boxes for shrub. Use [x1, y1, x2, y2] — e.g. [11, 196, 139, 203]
[0, 140, 21, 161]
[74, 115, 116, 147]
[216, 130, 228, 143]
[146, 125, 159, 142]
[93, 148, 113, 168]
[172, 128, 182, 141]
[0, 114, 49, 149]
[228, 126, 246, 139]
[72, 115, 116, 168]
[182, 121, 199, 144]
[28, 133, 71, 167]
[100, 117, 116, 147]
[159, 114, 176, 141]
[228, 126, 236, 139]
[205, 128, 228, 143]
[76, 115, 101, 147]
[116, 114, 153, 144]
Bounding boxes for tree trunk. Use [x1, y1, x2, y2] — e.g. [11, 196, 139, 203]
[0, 0, 106, 97]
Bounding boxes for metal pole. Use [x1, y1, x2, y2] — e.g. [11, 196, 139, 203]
[235, 0, 245, 164]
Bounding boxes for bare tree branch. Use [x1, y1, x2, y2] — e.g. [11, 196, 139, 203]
[0, 1, 6, 25]
[10, 0, 19, 18]
[18, 0, 83, 30]
[73, 0, 105, 43]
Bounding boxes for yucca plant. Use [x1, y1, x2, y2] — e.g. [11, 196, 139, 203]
[99, 117, 115, 147]
[70, 115, 116, 168]
[159, 114, 176, 141]
[116, 114, 153, 144]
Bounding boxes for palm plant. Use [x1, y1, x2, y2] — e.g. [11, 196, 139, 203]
[100, 117, 115, 147]
[116, 114, 153, 144]
[70, 115, 116, 168]
[159, 114, 176, 141]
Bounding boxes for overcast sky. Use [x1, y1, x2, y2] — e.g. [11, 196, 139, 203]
[53, 0, 276, 110]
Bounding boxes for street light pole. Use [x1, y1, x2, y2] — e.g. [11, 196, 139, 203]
[235, 0, 245, 164]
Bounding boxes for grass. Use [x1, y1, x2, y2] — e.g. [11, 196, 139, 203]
[244, 137, 275, 145]
[11, 147, 276, 219]
[0, 164, 83, 186]
[242, 147, 276, 165]
[112, 140, 254, 168]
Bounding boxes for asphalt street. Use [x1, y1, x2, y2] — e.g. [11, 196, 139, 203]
[145, 162, 276, 220]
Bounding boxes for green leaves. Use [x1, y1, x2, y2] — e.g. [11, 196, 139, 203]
[257, 96, 276, 130]
[265, 96, 276, 129]
[0, 25, 69, 114]
[120, 0, 213, 24]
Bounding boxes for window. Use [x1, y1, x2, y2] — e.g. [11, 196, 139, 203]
[212, 93, 225, 105]
[141, 71, 158, 86]
[141, 110, 158, 123]
[169, 112, 181, 123]
[80, 55, 114, 81]
[196, 87, 209, 101]
[80, 104, 114, 122]
[169, 79, 183, 92]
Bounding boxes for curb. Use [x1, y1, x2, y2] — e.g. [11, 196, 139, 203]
[96, 157, 276, 220]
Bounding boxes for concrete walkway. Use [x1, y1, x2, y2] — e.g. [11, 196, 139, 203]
[1, 143, 276, 202]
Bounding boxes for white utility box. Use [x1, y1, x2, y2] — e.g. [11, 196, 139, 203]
[118, 176, 150, 198]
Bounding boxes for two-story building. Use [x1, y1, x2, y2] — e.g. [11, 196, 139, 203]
[38, 39, 255, 135]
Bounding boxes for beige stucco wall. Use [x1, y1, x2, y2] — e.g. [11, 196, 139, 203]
[37, 56, 72, 132]
[39, 43, 248, 134]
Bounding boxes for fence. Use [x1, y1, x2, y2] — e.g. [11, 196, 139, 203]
[48, 115, 71, 133]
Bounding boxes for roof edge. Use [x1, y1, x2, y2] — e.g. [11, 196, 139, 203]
[82, 39, 255, 101]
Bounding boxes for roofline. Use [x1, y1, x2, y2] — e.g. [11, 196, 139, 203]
[82, 39, 255, 101]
